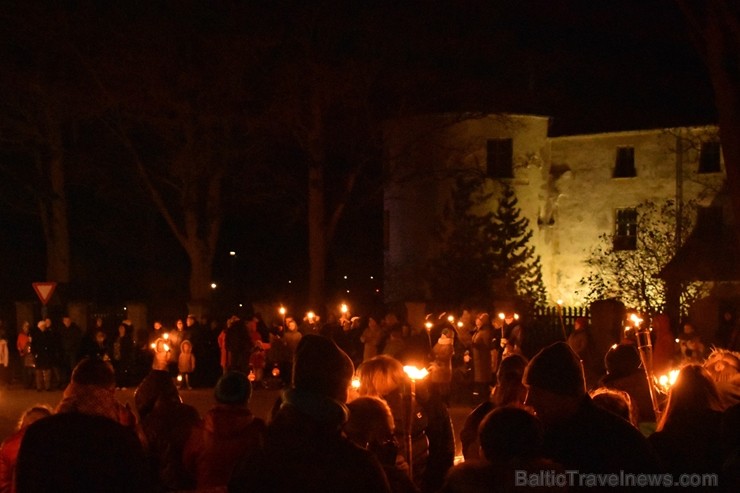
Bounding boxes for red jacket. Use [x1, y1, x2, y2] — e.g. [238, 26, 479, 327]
[183, 405, 266, 489]
[0, 428, 25, 493]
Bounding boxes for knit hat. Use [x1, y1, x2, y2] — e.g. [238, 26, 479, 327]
[215, 371, 252, 405]
[292, 334, 354, 401]
[604, 343, 641, 377]
[524, 342, 586, 397]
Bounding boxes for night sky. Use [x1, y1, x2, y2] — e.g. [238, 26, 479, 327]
[0, 1, 717, 319]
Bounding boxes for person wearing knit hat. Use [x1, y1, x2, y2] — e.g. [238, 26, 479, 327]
[524, 341, 586, 400]
[292, 333, 355, 402]
[183, 371, 265, 490]
[523, 342, 660, 475]
[230, 334, 390, 493]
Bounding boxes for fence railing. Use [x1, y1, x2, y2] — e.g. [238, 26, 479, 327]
[522, 305, 591, 357]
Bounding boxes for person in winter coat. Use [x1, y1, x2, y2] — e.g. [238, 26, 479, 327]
[16, 322, 35, 389]
[183, 371, 266, 490]
[30, 320, 57, 391]
[0, 405, 52, 493]
[56, 357, 137, 428]
[178, 340, 196, 390]
[470, 313, 493, 403]
[358, 355, 455, 493]
[135, 369, 201, 491]
[230, 334, 390, 493]
[429, 329, 454, 405]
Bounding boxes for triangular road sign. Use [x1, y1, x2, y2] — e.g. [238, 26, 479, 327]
[32, 282, 57, 305]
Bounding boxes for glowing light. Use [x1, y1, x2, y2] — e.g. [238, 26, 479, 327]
[498, 313, 505, 320]
[272, 367, 280, 377]
[351, 377, 360, 389]
[457, 321, 463, 328]
[629, 314, 643, 327]
[658, 369, 680, 390]
[340, 303, 349, 314]
[211, 283, 217, 289]
[163, 344, 170, 352]
[447, 315, 455, 323]
[229, 251, 236, 256]
[675, 338, 680, 343]
[557, 299, 563, 306]
[343, 275, 348, 280]
[424, 321, 433, 330]
[403, 365, 429, 381]
[177, 375, 182, 382]
[611, 343, 618, 350]
[163, 333, 169, 340]
[279, 306, 286, 316]
[514, 313, 520, 320]
[150, 343, 156, 349]
[307, 311, 316, 322]
[370, 276, 374, 280]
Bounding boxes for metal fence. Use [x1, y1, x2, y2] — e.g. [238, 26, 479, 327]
[522, 305, 591, 357]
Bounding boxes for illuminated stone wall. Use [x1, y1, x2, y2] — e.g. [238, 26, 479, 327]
[383, 115, 724, 308]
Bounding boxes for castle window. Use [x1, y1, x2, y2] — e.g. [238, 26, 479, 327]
[698, 141, 721, 173]
[486, 138, 513, 178]
[613, 146, 636, 178]
[613, 208, 637, 251]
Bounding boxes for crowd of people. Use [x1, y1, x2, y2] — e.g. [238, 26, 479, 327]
[0, 306, 737, 491]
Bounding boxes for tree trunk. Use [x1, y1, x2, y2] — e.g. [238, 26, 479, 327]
[308, 162, 327, 312]
[38, 146, 71, 283]
[187, 240, 215, 306]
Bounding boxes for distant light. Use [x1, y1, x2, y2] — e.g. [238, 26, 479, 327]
[123, 307, 127, 311]
[498, 313, 505, 320]
[351, 377, 360, 389]
[346, 290, 350, 293]
[239, 303, 243, 307]
[343, 275, 348, 280]
[211, 283, 217, 289]
[375, 289, 380, 293]
[288, 280, 292, 284]
[229, 251, 236, 256]
[370, 276, 374, 280]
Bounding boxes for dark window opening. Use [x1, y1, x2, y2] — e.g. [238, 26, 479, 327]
[486, 138, 513, 178]
[614, 147, 636, 178]
[698, 142, 721, 173]
[614, 208, 637, 250]
[613, 208, 637, 251]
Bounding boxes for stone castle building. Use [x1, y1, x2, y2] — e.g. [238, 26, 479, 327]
[383, 113, 726, 308]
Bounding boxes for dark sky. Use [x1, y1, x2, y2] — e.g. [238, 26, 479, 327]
[0, 0, 718, 316]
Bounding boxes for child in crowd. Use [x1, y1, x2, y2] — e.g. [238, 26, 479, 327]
[178, 340, 195, 390]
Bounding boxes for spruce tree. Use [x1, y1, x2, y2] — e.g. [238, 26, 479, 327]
[490, 183, 548, 308]
[429, 173, 495, 306]
[429, 176, 547, 308]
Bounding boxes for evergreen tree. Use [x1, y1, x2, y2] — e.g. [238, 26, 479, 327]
[490, 183, 548, 308]
[429, 177, 547, 308]
[429, 174, 494, 306]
